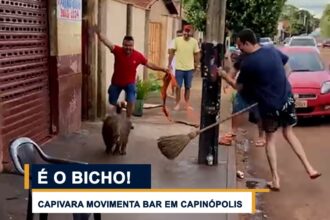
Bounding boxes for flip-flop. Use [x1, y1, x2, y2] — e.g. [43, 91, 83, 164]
[255, 139, 266, 147]
[266, 182, 280, 191]
[219, 136, 232, 146]
[310, 173, 322, 179]
[224, 132, 236, 138]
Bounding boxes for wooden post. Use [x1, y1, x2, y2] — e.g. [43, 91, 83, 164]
[97, 0, 107, 119]
[198, 0, 227, 165]
[87, 0, 98, 121]
[127, 4, 133, 36]
[143, 9, 151, 80]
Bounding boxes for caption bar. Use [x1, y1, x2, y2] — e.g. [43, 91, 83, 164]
[27, 164, 151, 189]
[32, 191, 253, 214]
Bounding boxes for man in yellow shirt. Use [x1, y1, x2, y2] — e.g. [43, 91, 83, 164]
[168, 26, 200, 110]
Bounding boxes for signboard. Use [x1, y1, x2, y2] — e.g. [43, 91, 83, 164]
[57, 0, 82, 21]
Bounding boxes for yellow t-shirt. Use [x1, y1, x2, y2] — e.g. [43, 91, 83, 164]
[174, 36, 200, 71]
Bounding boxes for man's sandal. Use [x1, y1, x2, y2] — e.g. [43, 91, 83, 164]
[266, 182, 280, 192]
[219, 133, 236, 146]
[255, 139, 266, 147]
[310, 173, 321, 179]
[224, 132, 236, 138]
[219, 136, 232, 146]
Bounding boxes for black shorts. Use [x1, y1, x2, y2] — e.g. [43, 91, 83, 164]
[261, 94, 298, 133]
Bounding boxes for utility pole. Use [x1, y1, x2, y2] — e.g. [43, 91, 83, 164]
[198, 0, 227, 165]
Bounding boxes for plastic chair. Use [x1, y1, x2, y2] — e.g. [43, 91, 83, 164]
[9, 137, 101, 220]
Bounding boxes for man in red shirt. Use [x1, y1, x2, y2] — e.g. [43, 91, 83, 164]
[91, 26, 169, 123]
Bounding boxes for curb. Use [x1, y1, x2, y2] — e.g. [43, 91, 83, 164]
[226, 146, 239, 220]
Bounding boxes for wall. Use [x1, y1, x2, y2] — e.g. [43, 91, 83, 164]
[100, 0, 127, 104]
[49, 0, 82, 135]
[149, 1, 168, 67]
[148, 1, 180, 68]
[149, 0, 169, 22]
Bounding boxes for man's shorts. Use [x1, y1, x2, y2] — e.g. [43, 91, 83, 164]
[261, 94, 298, 133]
[233, 93, 261, 123]
[175, 70, 194, 89]
[108, 83, 136, 105]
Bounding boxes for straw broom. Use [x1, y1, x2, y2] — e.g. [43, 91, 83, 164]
[157, 103, 258, 160]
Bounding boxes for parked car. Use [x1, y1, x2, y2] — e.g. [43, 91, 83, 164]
[322, 39, 330, 48]
[259, 37, 274, 46]
[279, 47, 330, 117]
[283, 37, 290, 46]
[286, 36, 319, 53]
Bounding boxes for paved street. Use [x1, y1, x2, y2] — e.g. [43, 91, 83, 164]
[245, 48, 330, 220]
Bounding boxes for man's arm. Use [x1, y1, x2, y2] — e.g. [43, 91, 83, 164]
[284, 63, 292, 77]
[168, 49, 175, 69]
[145, 61, 168, 73]
[193, 40, 201, 70]
[219, 68, 239, 90]
[194, 52, 200, 70]
[91, 26, 115, 51]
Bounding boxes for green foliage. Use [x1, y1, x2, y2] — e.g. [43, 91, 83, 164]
[280, 4, 321, 36]
[183, 0, 207, 31]
[320, 4, 330, 38]
[237, 0, 286, 37]
[135, 76, 161, 100]
[183, 0, 286, 37]
[148, 73, 162, 92]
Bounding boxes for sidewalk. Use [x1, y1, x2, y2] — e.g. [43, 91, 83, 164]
[0, 76, 238, 220]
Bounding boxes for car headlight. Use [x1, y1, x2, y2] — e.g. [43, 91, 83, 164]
[321, 81, 330, 94]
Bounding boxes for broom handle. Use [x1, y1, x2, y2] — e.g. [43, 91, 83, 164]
[197, 103, 258, 134]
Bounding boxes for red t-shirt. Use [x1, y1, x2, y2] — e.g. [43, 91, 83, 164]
[111, 45, 148, 86]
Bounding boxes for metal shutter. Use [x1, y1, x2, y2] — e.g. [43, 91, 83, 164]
[0, 0, 51, 159]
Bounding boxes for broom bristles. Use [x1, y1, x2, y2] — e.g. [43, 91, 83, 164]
[157, 132, 198, 160]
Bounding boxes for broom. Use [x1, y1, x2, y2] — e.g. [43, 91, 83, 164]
[157, 103, 258, 160]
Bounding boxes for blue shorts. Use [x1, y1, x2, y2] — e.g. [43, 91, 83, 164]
[233, 93, 250, 113]
[108, 83, 136, 105]
[233, 93, 260, 123]
[175, 70, 194, 89]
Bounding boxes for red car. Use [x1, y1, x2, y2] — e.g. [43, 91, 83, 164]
[323, 40, 330, 48]
[279, 47, 330, 117]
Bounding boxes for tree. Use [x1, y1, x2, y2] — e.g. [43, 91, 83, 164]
[279, 4, 321, 36]
[233, 0, 286, 37]
[183, 0, 207, 31]
[320, 4, 330, 38]
[183, 0, 286, 37]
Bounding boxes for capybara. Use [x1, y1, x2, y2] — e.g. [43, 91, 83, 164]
[102, 103, 132, 155]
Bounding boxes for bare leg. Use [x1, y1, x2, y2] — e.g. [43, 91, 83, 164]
[258, 122, 265, 139]
[255, 121, 266, 147]
[174, 87, 181, 110]
[171, 83, 176, 96]
[265, 131, 280, 188]
[126, 102, 134, 119]
[282, 126, 320, 177]
[184, 88, 193, 110]
[232, 114, 246, 135]
[184, 88, 190, 102]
